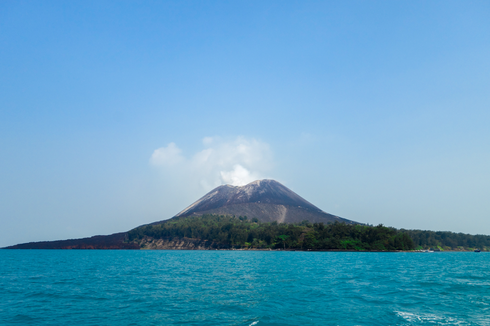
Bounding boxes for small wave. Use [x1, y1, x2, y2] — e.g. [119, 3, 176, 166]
[395, 311, 468, 325]
[249, 321, 259, 326]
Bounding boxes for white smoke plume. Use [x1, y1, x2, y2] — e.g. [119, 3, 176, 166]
[150, 136, 273, 191]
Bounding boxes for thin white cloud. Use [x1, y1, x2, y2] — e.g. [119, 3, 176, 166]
[150, 142, 184, 166]
[150, 136, 273, 191]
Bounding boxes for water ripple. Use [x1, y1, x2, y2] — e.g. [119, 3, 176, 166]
[1, 251, 489, 325]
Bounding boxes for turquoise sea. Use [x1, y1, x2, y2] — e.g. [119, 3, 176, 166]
[1, 250, 489, 325]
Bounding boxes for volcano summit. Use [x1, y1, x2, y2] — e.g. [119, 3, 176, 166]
[172, 179, 355, 224]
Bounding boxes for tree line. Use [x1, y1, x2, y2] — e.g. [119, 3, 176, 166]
[127, 215, 416, 251]
[401, 229, 490, 250]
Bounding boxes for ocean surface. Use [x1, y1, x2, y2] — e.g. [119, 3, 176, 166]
[1, 250, 489, 326]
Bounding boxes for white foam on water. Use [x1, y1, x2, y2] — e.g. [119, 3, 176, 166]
[395, 311, 468, 325]
[249, 321, 259, 326]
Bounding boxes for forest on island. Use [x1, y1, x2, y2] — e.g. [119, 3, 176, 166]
[128, 215, 490, 251]
[128, 215, 415, 251]
[402, 229, 490, 250]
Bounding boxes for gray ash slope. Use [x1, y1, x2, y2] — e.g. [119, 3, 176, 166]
[173, 179, 356, 224]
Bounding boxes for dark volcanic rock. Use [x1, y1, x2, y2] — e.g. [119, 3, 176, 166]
[172, 179, 356, 225]
[4, 232, 139, 249]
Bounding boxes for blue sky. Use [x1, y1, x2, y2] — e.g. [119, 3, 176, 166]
[1, 1, 489, 247]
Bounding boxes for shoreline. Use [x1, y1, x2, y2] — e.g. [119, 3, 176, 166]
[3, 247, 485, 252]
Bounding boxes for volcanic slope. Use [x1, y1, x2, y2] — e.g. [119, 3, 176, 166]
[171, 179, 356, 224]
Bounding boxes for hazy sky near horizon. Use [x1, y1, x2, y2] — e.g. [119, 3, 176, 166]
[1, 1, 489, 247]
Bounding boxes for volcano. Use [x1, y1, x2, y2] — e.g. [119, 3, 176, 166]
[170, 179, 355, 224]
[4, 179, 356, 249]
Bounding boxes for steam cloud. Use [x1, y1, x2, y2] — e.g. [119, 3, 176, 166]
[150, 137, 273, 191]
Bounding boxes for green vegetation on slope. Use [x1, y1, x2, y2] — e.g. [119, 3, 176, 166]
[128, 215, 414, 250]
[402, 229, 490, 250]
